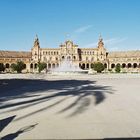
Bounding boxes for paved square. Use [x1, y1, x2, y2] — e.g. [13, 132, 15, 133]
[0, 74, 140, 139]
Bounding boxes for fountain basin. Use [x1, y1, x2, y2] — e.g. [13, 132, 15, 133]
[48, 70, 88, 75]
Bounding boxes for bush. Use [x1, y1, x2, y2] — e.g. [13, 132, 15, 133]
[108, 69, 112, 72]
[11, 61, 26, 73]
[115, 64, 121, 73]
[0, 63, 5, 72]
[11, 63, 16, 72]
[91, 63, 94, 69]
[37, 62, 47, 73]
[93, 62, 105, 73]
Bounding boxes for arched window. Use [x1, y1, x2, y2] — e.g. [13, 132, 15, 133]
[30, 63, 33, 68]
[56, 63, 59, 67]
[104, 63, 107, 68]
[122, 63, 126, 68]
[5, 63, 10, 68]
[111, 63, 115, 68]
[86, 63, 89, 69]
[52, 63, 55, 68]
[48, 63, 51, 68]
[0, 63, 5, 71]
[133, 63, 137, 68]
[128, 63, 132, 68]
[81, 63, 85, 69]
[35, 63, 37, 69]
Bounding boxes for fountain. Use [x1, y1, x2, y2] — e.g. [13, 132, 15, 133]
[48, 57, 88, 75]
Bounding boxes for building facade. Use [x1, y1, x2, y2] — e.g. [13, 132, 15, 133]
[0, 36, 140, 73]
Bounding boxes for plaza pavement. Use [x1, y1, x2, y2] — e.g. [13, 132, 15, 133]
[0, 73, 140, 139]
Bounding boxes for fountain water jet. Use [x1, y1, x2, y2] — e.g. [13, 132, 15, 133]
[48, 57, 88, 75]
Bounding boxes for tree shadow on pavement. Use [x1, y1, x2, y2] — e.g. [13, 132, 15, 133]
[0, 79, 115, 119]
[0, 115, 16, 132]
[1, 123, 38, 140]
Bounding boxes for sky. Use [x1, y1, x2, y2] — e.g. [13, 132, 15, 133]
[0, 0, 140, 51]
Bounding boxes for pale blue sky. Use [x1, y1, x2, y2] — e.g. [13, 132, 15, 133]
[0, 0, 140, 51]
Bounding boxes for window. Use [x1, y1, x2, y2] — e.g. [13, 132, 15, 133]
[5, 63, 10, 68]
[35, 63, 37, 69]
[133, 63, 137, 68]
[30, 63, 33, 68]
[128, 63, 132, 68]
[104, 63, 107, 68]
[122, 63, 126, 68]
[111, 64, 115, 68]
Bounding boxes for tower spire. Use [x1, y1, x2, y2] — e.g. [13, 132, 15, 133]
[33, 34, 40, 48]
[98, 33, 104, 48]
[99, 33, 103, 41]
[35, 34, 38, 40]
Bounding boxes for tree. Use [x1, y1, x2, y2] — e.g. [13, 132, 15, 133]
[37, 62, 47, 73]
[115, 64, 121, 73]
[11, 61, 26, 73]
[91, 63, 94, 69]
[93, 62, 105, 73]
[0, 63, 5, 73]
[11, 63, 16, 72]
